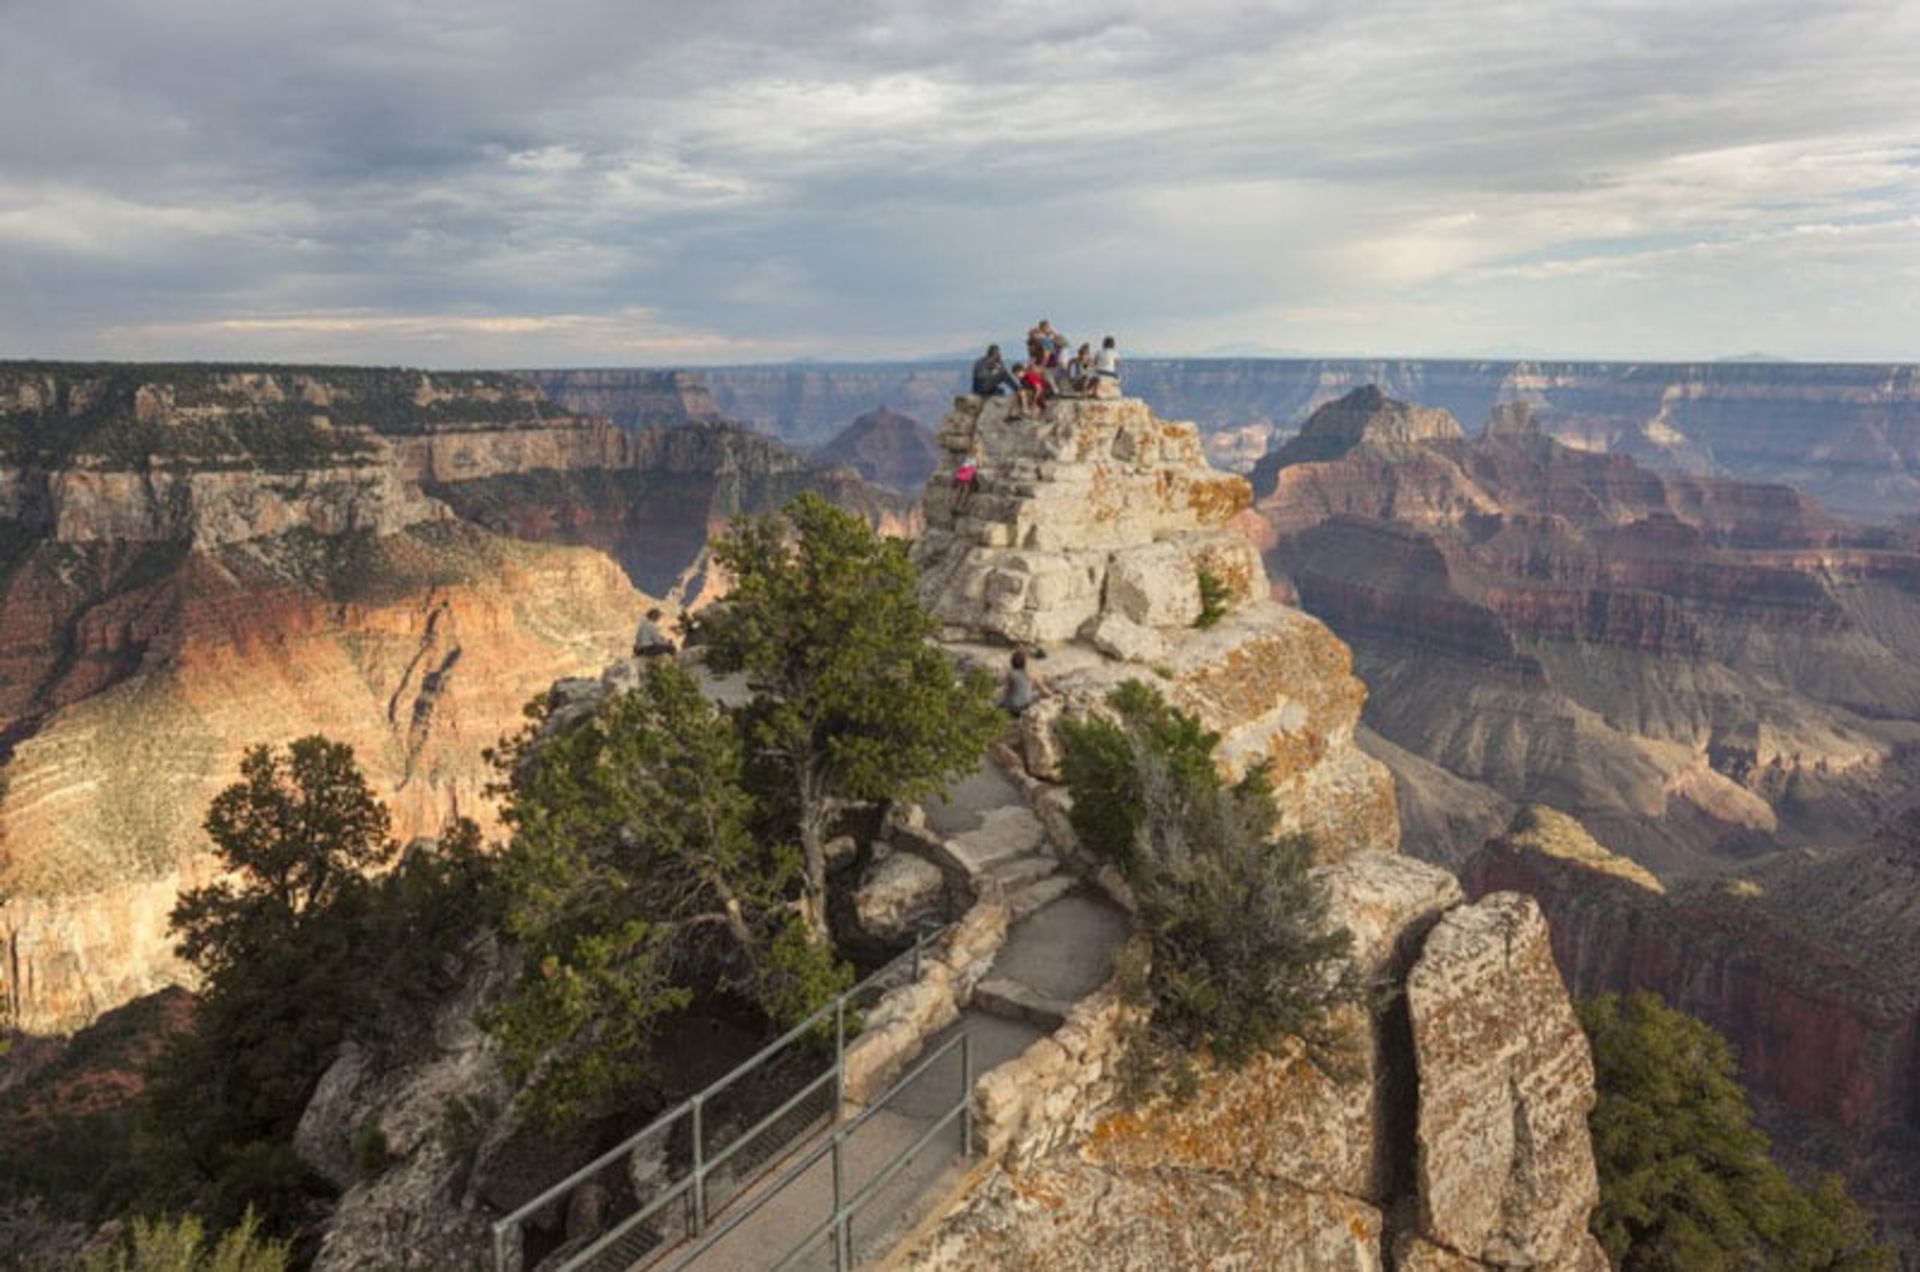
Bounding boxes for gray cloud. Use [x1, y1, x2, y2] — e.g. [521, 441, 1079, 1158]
[2, 0, 1916, 363]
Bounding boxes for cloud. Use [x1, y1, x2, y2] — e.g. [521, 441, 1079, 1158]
[2, 0, 1917, 363]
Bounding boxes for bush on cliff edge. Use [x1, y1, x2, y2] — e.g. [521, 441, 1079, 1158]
[1580, 992, 1891, 1271]
[1059, 680, 1354, 1093]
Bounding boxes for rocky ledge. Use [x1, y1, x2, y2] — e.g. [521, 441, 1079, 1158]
[913, 393, 1399, 858]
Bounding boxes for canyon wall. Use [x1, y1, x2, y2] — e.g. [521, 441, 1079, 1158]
[1462, 807, 1920, 1231]
[612, 359, 1920, 522]
[0, 363, 900, 1036]
[1248, 389, 1920, 876]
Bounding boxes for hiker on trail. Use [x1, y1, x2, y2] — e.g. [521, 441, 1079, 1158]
[952, 449, 982, 514]
[634, 607, 676, 659]
[1094, 335, 1121, 389]
[997, 650, 1046, 717]
[1014, 361, 1052, 417]
[971, 344, 1017, 397]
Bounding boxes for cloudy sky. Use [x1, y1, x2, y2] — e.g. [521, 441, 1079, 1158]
[2, 0, 1916, 366]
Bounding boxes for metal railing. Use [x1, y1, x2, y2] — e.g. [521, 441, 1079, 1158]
[663, 1031, 974, 1272]
[492, 923, 953, 1272]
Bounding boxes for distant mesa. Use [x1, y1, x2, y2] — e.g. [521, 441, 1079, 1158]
[814, 406, 941, 493]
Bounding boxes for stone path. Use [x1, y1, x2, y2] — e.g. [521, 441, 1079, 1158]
[672, 761, 1128, 1270]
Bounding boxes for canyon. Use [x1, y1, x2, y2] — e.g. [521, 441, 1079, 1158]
[545, 358, 1920, 523]
[0, 364, 902, 1037]
[1248, 387, 1920, 876]
[1240, 385, 1920, 1239]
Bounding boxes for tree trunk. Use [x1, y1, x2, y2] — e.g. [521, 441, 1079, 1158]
[797, 764, 831, 946]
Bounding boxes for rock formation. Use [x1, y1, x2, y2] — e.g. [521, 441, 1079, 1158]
[907, 856, 1605, 1269]
[894, 392, 1598, 1267]
[912, 391, 1398, 858]
[0, 362, 905, 1036]
[813, 406, 942, 493]
[1465, 807, 1920, 1234]
[1251, 387, 1920, 875]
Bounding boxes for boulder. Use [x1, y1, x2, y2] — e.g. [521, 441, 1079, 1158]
[1084, 612, 1169, 665]
[1105, 541, 1200, 628]
[853, 853, 947, 942]
[1406, 893, 1600, 1268]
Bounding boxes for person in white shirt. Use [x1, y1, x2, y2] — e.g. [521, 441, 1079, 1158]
[1094, 335, 1121, 385]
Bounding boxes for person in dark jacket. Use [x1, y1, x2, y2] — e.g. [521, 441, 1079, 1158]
[971, 344, 1018, 396]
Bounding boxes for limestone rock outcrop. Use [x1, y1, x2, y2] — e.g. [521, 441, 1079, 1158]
[914, 393, 1398, 859]
[1407, 893, 1605, 1269]
[903, 855, 1603, 1270]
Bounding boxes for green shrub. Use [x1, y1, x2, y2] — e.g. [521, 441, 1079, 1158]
[81, 1208, 288, 1272]
[1580, 993, 1892, 1270]
[1059, 681, 1354, 1091]
[1194, 567, 1232, 628]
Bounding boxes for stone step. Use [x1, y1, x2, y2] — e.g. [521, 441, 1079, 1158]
[986, 853, 1058, 890]
[942, 806, 1048, 876]
[971, 977, 1075, 1032]
[1008, 873, 1078, 921]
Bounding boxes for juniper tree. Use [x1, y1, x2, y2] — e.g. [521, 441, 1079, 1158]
[1580, 992, 1891, 1271]
[486, 660, 850, 1124]
[1059, 680, 1354, 1086]
[703, 493, 1000, 941]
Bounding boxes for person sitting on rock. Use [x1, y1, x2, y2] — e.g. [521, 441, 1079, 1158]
[971, 344, 1017, 397]
[1094, 335, 1121, 389]
[1015, 361, 1052, 417]
[997, 649, 1046, 717]
[633, 607, 677, 659]
[1068, 343, 1097, 395]
[952, 450, 982, 514]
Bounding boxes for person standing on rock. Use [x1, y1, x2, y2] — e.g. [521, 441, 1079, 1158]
[971, 344, 1017, 397]
[633, 607, 676, 659]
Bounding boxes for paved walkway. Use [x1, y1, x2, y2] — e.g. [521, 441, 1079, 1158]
[662, 760, 1129, 1270]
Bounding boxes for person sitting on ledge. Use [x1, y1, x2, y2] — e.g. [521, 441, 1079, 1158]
[971, 344, 1017, 397]
[1068, 342, 1096, 395]
[633, 607, 677, 659]
[1094, 334, 1121, 389]
[1015, 361, 1052, 417]
[952, 449, 982, 514]
[997, 649, 1047, 717]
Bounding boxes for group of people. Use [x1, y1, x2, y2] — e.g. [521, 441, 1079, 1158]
[956, 322, 1121, 515]
[970, 320, 1120, 418]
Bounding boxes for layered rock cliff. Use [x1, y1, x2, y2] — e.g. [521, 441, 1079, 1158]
[1251, 388, 1920, 876]
[1463, 807, 1920, 1235]
[647, 358, 1920, 523]
[0, 362, 904, 1036]
[913, 391, 1398, 857]
[813, 406, 941, 493]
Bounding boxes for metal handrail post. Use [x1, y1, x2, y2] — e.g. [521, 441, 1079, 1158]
[691, 1095, 706, 1236]
[491, 1219, 509, 1272]
[831, 1132, 848, 1272]
[834, 996, 847, 1120]
[960, 1032, 974, 1156]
